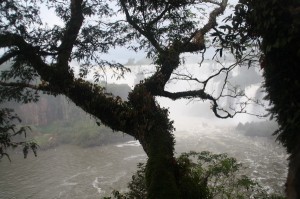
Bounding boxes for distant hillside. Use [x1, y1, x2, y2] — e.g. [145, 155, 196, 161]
[236, 120, 278, 138]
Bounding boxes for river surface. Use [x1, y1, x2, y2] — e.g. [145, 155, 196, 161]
[0, 123, 288, 198]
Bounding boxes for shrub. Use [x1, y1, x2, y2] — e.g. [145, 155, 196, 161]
[0, 108, 37, 160]
[105, 151, 285, 199]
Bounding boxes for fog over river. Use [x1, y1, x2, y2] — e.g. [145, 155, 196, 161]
[0, 121, 287, 199]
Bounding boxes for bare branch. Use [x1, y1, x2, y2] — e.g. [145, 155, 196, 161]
[160, 89, 236, 119]
[161, 89, 213, 100]
[165, 52, 264, 119]
[171, 72, 202, 84]
[171, 59, 237, 92]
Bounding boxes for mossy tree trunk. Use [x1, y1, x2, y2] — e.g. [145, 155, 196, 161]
[234, 0, 300, 197]
[263, 41, 300, 198]
[128, 84, 180, 199]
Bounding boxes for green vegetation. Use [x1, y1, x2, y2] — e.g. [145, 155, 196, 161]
[241, 1, 300, 196]
[32, 118, 132, 149]
[214, 0, 300, 196]
[228, 0, 300, 154]
[106, 151, 285, 199]
[0, 108, 37, 160]
[0, 83, 132, 151]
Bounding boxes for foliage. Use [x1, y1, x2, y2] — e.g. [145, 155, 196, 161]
[244, 0, 300, 154]
[33, 119, 132, 149]
[217, 0, 300, 154]
[106, 151, 285, 199]
[213, 0, 300, 196]
[0, 108, 37, 160]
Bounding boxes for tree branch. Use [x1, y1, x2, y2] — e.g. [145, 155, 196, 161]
[57, 0, 84, 67]
[181, 0, 228, 53]
[0, 33, 53, 81]
[0, 81, 52, 92]
[147, 3, 170, 28]
[64, 79, 136, 137]
[200, 0, 228, 35]
[0, 51, 19, 66]
[0, 79, 137, 137]
[160, 89, 235, 118]
[161, 89, 214, 100]
[0, 31, 137, 139]
[119, 0, 162, 52]
[0, 33, 28, 48]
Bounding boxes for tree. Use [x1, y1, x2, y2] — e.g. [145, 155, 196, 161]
[214, 0, 300, 198]
[0, 0, 260, 198]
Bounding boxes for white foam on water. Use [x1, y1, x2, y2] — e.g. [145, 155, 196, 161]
[57, 191, 65, 198]
[61, 172, 83, 186]
[116, 140, 141, 147]
[92, 171, 127, 195]
[92, 177, 105, 195]
[123, 154, 146, 161]
[99, 162, 113, 169]
[61, 168, 96, 187]
[103, 171, 127, 185]
[61, 181, 78, 186]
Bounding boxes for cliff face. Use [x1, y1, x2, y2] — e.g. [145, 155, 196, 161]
[18, 96, 50, 125]
[15, 95, 84, 126]
[5, 83, 131, 126]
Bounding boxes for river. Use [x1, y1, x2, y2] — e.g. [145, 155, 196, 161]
[0, 123, 288, 198]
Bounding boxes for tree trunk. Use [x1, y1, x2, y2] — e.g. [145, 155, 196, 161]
[286, 145, 300, 198]
[246, 1, 300, 197]
[263, 40, 300, 199]
[145, 127, 180, 199]
[128, 85, 180, 199]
